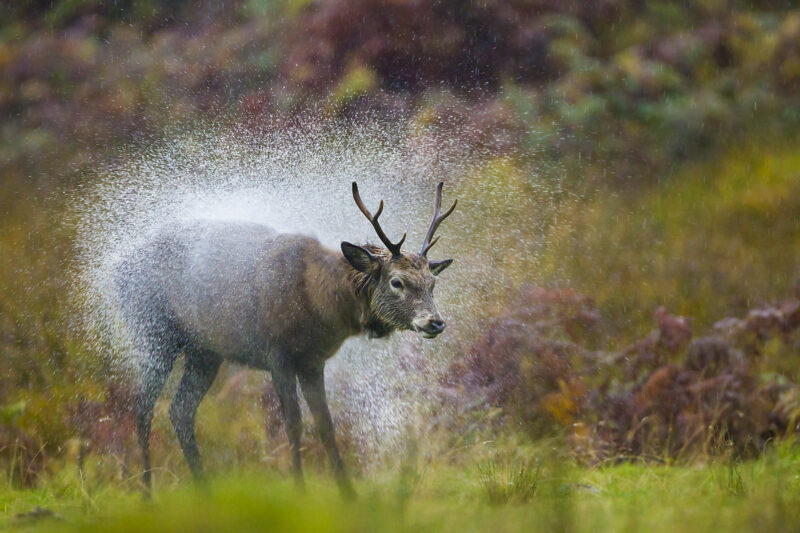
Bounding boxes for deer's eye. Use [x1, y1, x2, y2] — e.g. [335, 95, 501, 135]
[390, 278, 404, 290]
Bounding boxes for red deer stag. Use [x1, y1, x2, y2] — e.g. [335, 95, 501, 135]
[114, 182, 457, 497]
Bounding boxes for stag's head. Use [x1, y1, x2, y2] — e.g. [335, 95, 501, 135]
[342, 182, 456, 339]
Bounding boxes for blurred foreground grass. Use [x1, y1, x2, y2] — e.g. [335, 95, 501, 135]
[2, 439, 800, 532]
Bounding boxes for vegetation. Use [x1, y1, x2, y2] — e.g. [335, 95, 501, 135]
[2, 0, 800, 529]
[539, 139, 800, 338]
[3, 439, 800, 532]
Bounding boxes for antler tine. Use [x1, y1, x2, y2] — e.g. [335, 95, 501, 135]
[352, 182, 406, 258]
[421, 236, 440, 256]
[420, 181, 457, 256]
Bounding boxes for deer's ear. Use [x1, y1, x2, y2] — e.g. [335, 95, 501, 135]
[428, 258, 453, 276]
[341, 242, 380, 274]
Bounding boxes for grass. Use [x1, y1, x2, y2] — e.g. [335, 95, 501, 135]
[3, 97, 800, 533]
[2, 440, 800, 532]
[537, 137, 800, 343]
[478, 457, 542, 505]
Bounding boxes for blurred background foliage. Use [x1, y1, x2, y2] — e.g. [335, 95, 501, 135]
[1, 0, 800, 488]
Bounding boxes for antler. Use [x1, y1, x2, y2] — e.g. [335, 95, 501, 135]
[352, 182, 407, 258]
[420, 182, 457, 256]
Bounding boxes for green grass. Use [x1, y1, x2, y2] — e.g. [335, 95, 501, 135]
[537, 138, 800, 343]
[3, 440, 800, 532]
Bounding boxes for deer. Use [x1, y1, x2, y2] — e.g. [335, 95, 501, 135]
[114, 181, 457, 497]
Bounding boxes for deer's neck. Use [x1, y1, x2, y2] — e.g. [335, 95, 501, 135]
[340, 259, 394, 339]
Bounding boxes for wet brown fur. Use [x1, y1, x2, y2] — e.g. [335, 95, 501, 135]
[348, 245, 426, 292]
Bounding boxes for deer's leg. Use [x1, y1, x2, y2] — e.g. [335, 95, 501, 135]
[272, 362, 304, 488]
[136, 348, 178, 492]
[298, 366, 355, 499]
[169, 347, 222, 480]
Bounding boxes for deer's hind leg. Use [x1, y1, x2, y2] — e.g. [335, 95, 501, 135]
[135, 344, 179, 492]
[117, 259, 185, 493]
[127, 310, 186, 493]
[169, 345, 222, 480]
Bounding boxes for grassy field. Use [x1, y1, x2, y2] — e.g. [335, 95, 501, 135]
[3, 136, 800, 533]
[538, 137, 800, 342]
[3, 3, 800, 532]
[3, 439, 800, 532]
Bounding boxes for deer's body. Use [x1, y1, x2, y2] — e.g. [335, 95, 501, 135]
[120, 222, 364, 367]
[116, 183, 456, 497]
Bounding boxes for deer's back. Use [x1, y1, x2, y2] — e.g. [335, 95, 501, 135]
[115, 220, 348, 367]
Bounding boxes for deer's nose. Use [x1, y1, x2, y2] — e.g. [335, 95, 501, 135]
[427, 318, 445, 334]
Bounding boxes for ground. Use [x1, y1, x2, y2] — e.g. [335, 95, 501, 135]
[3, 439, 800, 532]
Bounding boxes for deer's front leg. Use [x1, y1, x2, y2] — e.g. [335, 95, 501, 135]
[298, 365, 355, 499]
